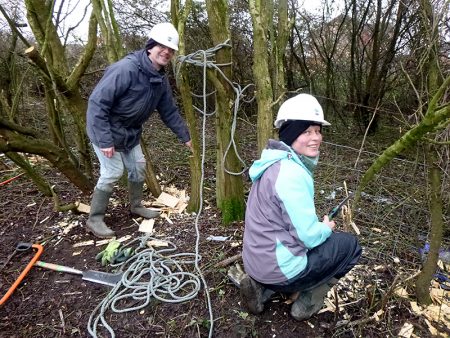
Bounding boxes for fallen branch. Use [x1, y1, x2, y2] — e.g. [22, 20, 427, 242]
[214, 253, 242, 268]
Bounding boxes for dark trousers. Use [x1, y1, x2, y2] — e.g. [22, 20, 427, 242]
[264, 232, 362, 293]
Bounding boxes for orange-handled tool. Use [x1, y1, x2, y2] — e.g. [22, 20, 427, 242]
[0, 243, 43, 306]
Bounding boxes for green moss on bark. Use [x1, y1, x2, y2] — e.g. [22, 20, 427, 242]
[220, 197, 245, 224]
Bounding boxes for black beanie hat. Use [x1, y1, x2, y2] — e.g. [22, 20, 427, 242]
[145, 38, 158, 52]
[279, 120, 322, 146]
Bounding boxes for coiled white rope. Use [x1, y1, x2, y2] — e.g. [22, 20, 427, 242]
[87, 236, 202, 337]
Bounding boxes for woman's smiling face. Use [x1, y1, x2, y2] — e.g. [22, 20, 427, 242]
[291, 125, 323, 157]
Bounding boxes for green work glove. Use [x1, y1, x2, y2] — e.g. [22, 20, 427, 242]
[114, 247, 134, 263]
[96, 240, 121, 266]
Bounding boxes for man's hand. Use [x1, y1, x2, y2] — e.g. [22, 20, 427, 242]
[322, 215, 336, 231]
[185, 140, 193, 152]
[101, 147, 115, 158]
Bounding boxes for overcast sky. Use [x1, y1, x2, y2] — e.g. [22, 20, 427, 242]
[56, 0, 328, 43]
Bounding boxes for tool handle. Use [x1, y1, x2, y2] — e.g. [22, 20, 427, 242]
[328, 207, 340, 220]
[35, 261, 83, 276]
[0, 243, 43, 306]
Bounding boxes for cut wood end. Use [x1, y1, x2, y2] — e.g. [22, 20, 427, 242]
[76, 202, 90, 214]
[156, 192, 180, 208]
[147, 239, 169, 248]
[139, 219, 155, 234]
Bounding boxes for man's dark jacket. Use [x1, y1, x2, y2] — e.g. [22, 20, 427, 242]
[87, 50, 190, 152]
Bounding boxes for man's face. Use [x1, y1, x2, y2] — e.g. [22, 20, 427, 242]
[148, 44, 175, 70]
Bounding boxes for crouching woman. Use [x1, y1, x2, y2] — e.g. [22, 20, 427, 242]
[241, 94, 362, 321]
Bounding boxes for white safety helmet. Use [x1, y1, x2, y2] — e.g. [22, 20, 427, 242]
[274, 93, 331, 128]
[149, 22, 179, 51]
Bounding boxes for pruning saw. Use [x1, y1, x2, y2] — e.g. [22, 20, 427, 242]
[328, 193, 353, 220]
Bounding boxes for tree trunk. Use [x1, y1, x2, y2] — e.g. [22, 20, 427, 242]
[205, 0, 245, 223]
[5, 152, 53, 196]
[23, 0, 97, 175]
[249, 0, 275, 154]
[171, 0, 202, 213]
[415, 0, 445, 305]
[91, 0, 125, 63]
[0, 119, 94, 194]
[141, 137, 161, 198]
[272, 0, 290, 122]
[416, 145, 443, 305]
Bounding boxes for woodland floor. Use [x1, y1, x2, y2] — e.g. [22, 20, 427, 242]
[0, 114, 448, 338]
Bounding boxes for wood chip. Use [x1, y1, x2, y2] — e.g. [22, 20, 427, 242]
[374, 309, 384, 322]
[410, 301, 422, 314]
[147, 239, 169, 248]
[156, 192, 180, 208]
[95, 235, 131, 247]
[62, 222, 78, 235]
[161, 213, 173, 224]
[424, 318, 438, 335]
[394, 287, 409, 299]
[76, 202, 90, 213]
[284, 291, 300, 305]
[175, 201, 188, 214]
[139, 219, 155, 234]
[350, 221, 360, 235]
[73, 240, 94, 247]
[398, 322, 414, 338]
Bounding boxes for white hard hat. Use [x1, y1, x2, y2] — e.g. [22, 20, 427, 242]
[149, 22, 179, 51]
[274, 93, 331, 128]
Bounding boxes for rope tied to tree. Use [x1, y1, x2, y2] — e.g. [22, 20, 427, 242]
[176, 39, 255, 176]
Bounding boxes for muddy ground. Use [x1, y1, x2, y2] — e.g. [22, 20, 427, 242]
[0, 115, 447, 337]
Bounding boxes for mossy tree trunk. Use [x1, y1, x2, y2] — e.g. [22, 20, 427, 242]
[355, 77, 450, 200]
[171, 0, 202, 213]
[249, 0, 275, 153]
[205, 0, 245, 223]
[415, 0, 446, 305]
[91, 0, 125, 63]
[24, 0, 96, 173]
[1, 2, 98, 196]
[416, 145, 444, 304]
[273, 0, 289, 106]
[0, 118, 93, 193]
[249, 0, 290, 153]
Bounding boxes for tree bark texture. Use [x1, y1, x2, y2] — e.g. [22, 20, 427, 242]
[249, 0, 275, 154]
[355, 75, 450, 204]
[0, 118, 94, 194]
[171, 0, 202, 213]
[416, 145, 443, 305]
[91, 0, 125, 63]
[415, 0, 445, 305]
[24, 0, 97, 174]
[205, 0, 245, 223]
[141, 137, 161, 198]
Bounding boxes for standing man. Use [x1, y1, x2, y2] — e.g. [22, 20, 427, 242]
[86, 22, 192, 238]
